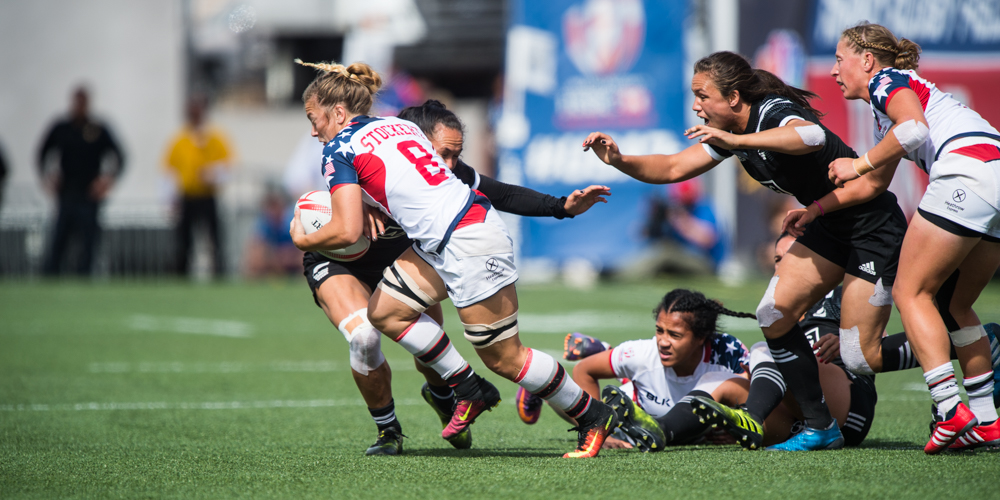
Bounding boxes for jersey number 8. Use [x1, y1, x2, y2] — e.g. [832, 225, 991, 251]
[397, 140, 448, 186]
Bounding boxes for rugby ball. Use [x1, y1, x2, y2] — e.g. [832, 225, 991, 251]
[296, 190, 370, 261]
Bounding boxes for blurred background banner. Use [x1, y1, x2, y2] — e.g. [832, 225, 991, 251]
[496, 0, 688, 270]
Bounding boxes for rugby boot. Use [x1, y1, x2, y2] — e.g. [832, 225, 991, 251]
[601, 385, 665, 452]
[563, 401, 619, 458]
[442, 374, 500, 440]
[984, 323, 1000, 407]
[420, 383, 471, 449]
[927, 403, 978, 454]
[564, 332, 611, 361]
[516, 387, 543, 425]
[365, 427, 404, 456]
[691, 395, 764, 450]
[949, 419, 1000, 451]
[766, 420, 844, 451]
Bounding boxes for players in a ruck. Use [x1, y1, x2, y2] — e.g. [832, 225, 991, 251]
[289, 60, 618, 458]
[828, 22, 1000, 453]
[585, 51, 908, 451]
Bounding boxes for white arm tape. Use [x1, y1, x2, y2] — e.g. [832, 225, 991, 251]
[794, 124, 826, 147]
[892, 119, 929, 153]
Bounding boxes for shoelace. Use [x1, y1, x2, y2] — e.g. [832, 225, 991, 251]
[567, 426, 592, 450]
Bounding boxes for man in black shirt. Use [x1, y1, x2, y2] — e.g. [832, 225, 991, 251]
[37, 86, 124, 276]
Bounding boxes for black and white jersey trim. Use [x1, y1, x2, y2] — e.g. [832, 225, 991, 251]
[843, 412, 867, 433]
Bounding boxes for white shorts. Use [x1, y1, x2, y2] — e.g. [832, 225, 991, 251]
[413, 208, 519, 308]
[919, 172, 1000, 239]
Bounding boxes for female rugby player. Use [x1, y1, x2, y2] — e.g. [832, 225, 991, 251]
[827, 22, 1000, 453]
[299, 98, 610, 455]
[560, 289, 875, 451]
[290, 60, 618, 458]
[585, 51, 907, 450]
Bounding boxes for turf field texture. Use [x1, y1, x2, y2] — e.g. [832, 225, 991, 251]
[2, 278, 999, 499]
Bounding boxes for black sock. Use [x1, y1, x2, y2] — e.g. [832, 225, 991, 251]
[766, 324, 834, 429]
[369, 399, 400, 432]
[656, 390, 711, 445]
[879, 332, 918, 372]
[427, 383, 455, 414]
[745, 361, 786, 423]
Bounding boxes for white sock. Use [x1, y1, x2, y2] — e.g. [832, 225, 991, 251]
[925, 362, 961, 418]
[513, 349, 592, 418]
[964, 372, 998, 424]
[394, 313, 469, 380]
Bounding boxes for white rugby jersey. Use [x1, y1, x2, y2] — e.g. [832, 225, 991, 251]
[323, 115, 488, 254]
[868, 67, 1000, 174]
[609, 334, 748, 419]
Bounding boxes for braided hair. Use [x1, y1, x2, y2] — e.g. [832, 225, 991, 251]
[841, 22, 921, 71]
[654, 289, 756, 341]
[397, 100, 465, 140]
[295, 59, 382, 115]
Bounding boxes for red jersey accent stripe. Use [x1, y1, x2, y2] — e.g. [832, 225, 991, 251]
[951, 143, 1000, 162]
[703, 343, 711, 362]
[455, 202, 488, 231]
[607, 349, 617, 378]
[329, 183, 349, 195]
[513, 348, 534, 383]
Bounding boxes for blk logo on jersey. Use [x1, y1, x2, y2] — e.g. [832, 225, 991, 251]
[643, 390, 670, 407]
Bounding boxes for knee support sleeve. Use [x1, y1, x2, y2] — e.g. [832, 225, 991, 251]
[839, 326, 875, 375]
[463, 312, 518, 349]
[892, 119, 929, 153]
[756, 276, 784, 328]
[868, 278, 893, 307]
[949, 325, 987, 347]
[338, 308, 385, 375]
[377, 262, 435, 314]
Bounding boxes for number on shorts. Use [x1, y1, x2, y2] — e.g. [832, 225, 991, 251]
[397, 140, 448, 186]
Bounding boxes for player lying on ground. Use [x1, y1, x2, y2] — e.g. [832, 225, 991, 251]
[519, 288, 876, 451]
[299, 98, 610, 455]
[290, 60, 618, 458]
[827, 22, 1000, 454]
[585, 51, 908, 451]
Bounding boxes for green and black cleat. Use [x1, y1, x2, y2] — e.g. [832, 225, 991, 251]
[365, 427, 404, 456]
[601, 385, 666, 452]
[691, 395, 764, 450]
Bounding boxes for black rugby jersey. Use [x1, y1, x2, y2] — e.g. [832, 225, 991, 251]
[800, 285, 842, 345]
[705, 94, 857, 207]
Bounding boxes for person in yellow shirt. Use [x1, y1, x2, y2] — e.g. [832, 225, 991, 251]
[164, 96, 233, 277]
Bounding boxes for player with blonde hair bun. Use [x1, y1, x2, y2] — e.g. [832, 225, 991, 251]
[289, 60, 619, 458]
[828, 22, 1000, 454]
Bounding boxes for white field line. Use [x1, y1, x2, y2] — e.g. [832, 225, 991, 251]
[127, 314, 254, 338]
[87, 360, 418, 373]
[0, 398, 425, 412]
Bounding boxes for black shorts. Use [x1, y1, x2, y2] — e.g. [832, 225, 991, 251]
[840, 369, 877, 447]
[918, 208, 1000, 243]
[302, 235, 414, 308]
[796, 191, 906, 285]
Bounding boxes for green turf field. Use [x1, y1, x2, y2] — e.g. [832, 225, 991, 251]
[2, 278, 999, 499]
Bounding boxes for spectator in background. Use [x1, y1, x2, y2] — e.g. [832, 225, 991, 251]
[618, 178, 723, 278]
[163, 95, 233, 278]
[0, 139, 8, 212]
[243, 185, 300, 278]
[38, 86, 125, 276]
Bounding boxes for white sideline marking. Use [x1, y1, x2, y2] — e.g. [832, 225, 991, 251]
[0, 398, 426, 412]
[87, 360, 417, 374]
[127, 315, 254, 338]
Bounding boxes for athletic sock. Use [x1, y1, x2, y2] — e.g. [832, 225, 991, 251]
[964, 372, 998, 424]
[879, 332, 919, 372]
[514, 348, 594, 423]
[369, 399, 400, 432]
[393, 313, 471, 381]
[427, 383, 455, 414]
[766, 323, 834, 429]
[925, 362, 961, 418]
[745, 359, 786, 423]
[657, 390, 711, 444]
